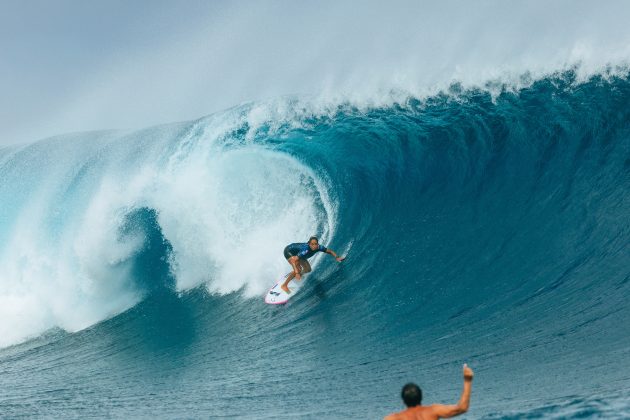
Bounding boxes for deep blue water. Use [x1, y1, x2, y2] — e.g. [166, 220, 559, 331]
[1, 71, 629, 418]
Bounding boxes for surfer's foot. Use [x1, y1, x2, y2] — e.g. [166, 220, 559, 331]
[281, 284, 291, 293]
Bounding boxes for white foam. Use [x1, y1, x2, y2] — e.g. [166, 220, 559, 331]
[6, 0, 630, 145]
[0, 108, 336, 347]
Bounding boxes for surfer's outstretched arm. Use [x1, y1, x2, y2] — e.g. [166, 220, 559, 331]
[325, 248, 345, 262]
[429, 364, 473, 418]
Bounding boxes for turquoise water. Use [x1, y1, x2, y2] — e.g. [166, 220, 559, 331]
[0, 71, 629, 418]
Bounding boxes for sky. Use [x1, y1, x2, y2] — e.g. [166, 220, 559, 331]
[1, 0, 630, 146]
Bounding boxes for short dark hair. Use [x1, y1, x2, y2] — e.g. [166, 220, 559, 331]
[401, 383, 422, 407]
[308, 236, 319, 243]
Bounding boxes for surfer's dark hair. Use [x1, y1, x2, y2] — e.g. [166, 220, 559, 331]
[308, 236, 319, 243]
[401, 383, 422, 407]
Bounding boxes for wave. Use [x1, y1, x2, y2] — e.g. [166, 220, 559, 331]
[0, 69, 629, 417]
[0, 112, 337, 347]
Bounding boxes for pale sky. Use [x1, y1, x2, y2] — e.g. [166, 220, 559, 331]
[1, 0, 630, 145]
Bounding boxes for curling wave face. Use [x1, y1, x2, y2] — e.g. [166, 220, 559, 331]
[0, 70, 629, 418]
[0, 108, 336, 348]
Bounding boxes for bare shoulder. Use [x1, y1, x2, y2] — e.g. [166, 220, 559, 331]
[385, 407, 438, 420]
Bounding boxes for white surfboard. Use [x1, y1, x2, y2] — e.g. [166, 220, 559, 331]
[264, 272, 302, 305]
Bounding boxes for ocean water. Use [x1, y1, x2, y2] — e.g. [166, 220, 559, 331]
[0, 71, 629, 418]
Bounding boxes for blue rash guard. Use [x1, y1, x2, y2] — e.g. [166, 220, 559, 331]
[283, 243, 328, 260]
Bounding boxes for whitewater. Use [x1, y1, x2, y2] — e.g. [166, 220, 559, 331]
[1, 2, 630, 418]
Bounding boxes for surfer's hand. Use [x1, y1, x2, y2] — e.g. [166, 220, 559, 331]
[336, 256, 345, 262]
[463, 363, 474, 381]
[295, 272, 302, 280]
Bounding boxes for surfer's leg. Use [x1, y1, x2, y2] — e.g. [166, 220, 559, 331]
[282, 256, 300, 293]
[281, 272, 296, 293]
[300, 259, 312, 274]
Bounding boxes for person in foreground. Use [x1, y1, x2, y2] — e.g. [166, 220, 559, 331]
[281, 236, 344, 293]
[385, 364, 474, 420]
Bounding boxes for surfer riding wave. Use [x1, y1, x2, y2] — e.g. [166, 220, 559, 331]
[281, 236, 345, 293]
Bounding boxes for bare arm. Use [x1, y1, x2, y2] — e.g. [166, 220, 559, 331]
[430, 364, 474, 418]
[325, 249, 345, 262]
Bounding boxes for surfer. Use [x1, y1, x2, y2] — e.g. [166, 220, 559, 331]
[384, 364, 474, 420]
[281, 236, 344, 293]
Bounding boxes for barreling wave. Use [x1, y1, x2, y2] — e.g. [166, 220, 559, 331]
[0, 70, 629, 418]
[0, 109, 337, 347]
